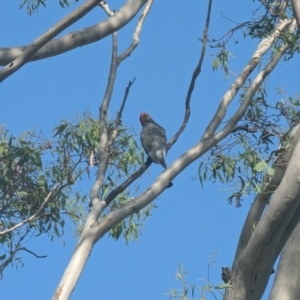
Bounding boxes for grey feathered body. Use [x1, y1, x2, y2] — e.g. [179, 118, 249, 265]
[141, 121, 167, 168]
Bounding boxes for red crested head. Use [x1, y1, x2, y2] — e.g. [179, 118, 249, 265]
[139, 112, 153, 126]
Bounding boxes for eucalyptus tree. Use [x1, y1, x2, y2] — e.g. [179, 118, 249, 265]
[1, 1, 300, 299]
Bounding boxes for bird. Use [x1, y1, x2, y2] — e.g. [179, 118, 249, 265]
[139, 112, 168, 169]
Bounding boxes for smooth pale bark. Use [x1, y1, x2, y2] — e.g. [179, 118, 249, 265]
[0, 0, 147, 65]
[232, 120, 300, 272]
[291, 0, 300, 31]
[269, 207, 300, 300]
[224, 136, 300, 300]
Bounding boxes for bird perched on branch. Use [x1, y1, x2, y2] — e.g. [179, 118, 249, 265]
[140, 112, 168, 169]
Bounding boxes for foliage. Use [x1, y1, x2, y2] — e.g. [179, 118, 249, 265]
[167, 253, 231, 300]
[210, 1, 300, 77]
[0, 113, 144, 276]
[107, 200, 155, 243]
[211, 48, 234, 78]
[19, 0, 76, 15]
[198, 90, 300, 206]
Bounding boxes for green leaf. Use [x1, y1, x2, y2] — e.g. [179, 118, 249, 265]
[253, 160, 267, 172]
[53, 123, 68, 137]
[215, 283, 233, 289]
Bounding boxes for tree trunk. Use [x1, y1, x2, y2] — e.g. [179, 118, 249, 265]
[224, 136, 300, 300]
[269, 210, 300, 300]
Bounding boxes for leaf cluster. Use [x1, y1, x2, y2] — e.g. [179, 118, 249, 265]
[198, 88, 300, 206]
[167, 261, 231, 300]
[210, 1, 300, 77]
[0, 113, 144, 275]
[19, 0, 77, 15]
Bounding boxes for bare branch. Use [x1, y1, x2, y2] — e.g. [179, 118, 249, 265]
[108, 78, 136, 147]
[168, 0, 213, 150]
[0, 0, 101, 82]
[99, 1, 114, 17]
[104, 158, 152, 205]
[19, 247, 47, 259]
[0, 0, 148, 66]
[232, 125, 258, 133]
[117, 0, 155, 64]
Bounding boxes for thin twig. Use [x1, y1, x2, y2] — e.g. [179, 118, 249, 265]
[105, 158, 152, 205]
[0, 230, 30, 275]
[108, 78, 136, 147]
[232, 125, 258, 133]
[117, 0, 155, 64]
[167, 0, 213, 150]
[20, 247, 47, 258]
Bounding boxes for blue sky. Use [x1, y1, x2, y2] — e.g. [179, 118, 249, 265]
[1, 1, 300, 299]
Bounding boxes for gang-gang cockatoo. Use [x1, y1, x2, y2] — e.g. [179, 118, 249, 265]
[140, 112, 168, 168]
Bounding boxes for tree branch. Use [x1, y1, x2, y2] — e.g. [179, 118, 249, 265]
[104, 158, 152, 205]
[214, 25, 295, 143]
[291, 0, 300, 31]
[202, 18, 292, 140]
[117, 0, 155, 64]
[0, 183, 61, 236]
[108, 78, 136, 147]
[19, 247, 47, 259]
[168, 0, 213, 149]
[0, 229, 29, 278]
[0, 0, 148, 66]
[0, 0, 102, 82]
